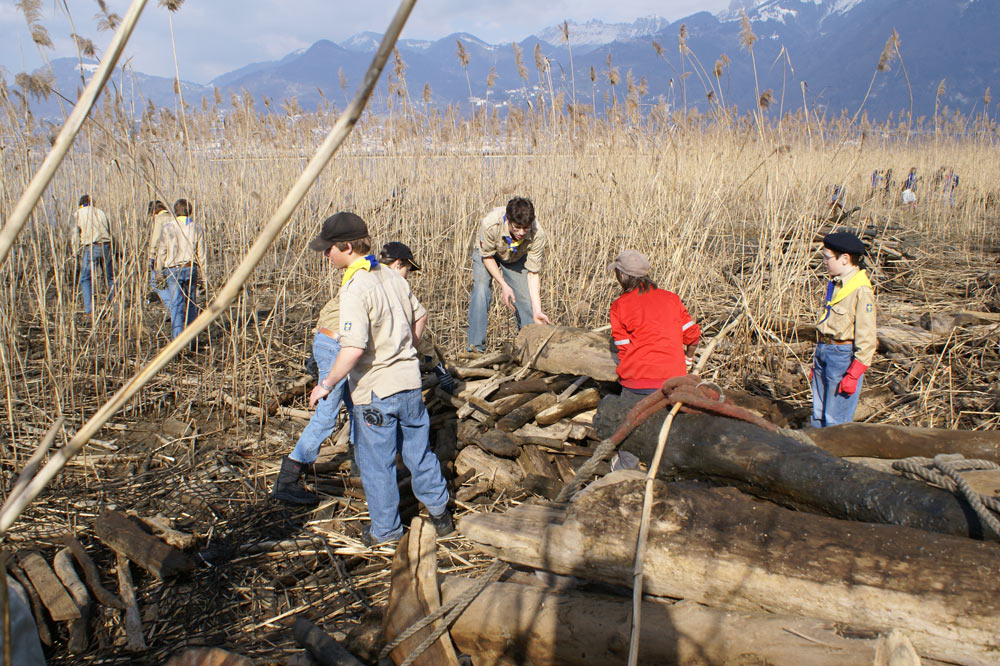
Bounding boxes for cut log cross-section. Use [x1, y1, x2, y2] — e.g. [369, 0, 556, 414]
[458, 474, 1000, 666]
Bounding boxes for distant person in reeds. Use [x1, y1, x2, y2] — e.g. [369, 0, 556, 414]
[467, 196, 551, 352]
[378, 241, 457, 394]
[811, 232, 877, 428]
[151, 198, 207, 340]
[299, 213, 453, 547]
[901, 167, 918, 208]
[72, 194, 115, 315]
[146, 200, 171, 307]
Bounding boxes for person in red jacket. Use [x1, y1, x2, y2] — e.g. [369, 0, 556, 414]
[609, 250, 701, 398]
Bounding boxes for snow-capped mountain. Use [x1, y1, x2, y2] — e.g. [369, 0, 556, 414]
[536, 16, 671, 50]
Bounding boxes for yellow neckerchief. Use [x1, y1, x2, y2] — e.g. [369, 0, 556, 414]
[341, 254, 378, 287]
[818, 268, 871, 323]
[501, 214, 531, 253]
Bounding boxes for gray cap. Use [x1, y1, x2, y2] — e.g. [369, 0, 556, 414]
[608, 250, 651, 277]
[309, 212, 369, 252]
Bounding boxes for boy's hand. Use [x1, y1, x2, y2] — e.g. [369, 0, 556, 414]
[837, 359, 868, 395]
[309, 383, 332, 408]
[500, 283, 516, 310]
[533, 311, 551, 325]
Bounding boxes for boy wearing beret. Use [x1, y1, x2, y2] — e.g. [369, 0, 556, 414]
[305, 213, 452, 547]
[812, 231, 877, 427]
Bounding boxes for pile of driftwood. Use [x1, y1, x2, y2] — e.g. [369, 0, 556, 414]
[380, 323, 1000, 666]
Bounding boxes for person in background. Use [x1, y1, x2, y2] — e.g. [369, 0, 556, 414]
[467, 196, 551, 352]
[151, 198, 207, 339]
[811, 231, 877, 428]
[378, 241, 456, 394]
[306, 213, 453, 547]
[72, 194, 115, 315]
[146, 200, 171, 307]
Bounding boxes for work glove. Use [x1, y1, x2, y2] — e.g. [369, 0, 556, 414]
[305, 352, 319, 382]
[837, 359, 868, 396]
[433, 362, 456, 395]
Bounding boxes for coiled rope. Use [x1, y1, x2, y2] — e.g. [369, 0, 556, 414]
[893, 454, 1000, 537]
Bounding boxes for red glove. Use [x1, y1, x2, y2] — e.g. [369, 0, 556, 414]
[837, 359, 868, 395]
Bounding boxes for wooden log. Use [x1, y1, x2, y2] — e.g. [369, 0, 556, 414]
[116, 553, 146, 651]
[877, 323, 937, 352]
[383, 517, 460, 666]
[15, 551, 79, 622]
[6, 560, 52, 646]
[594, 397, 995, 540]
[63, 536, 123, 609]
[471, 429, 521, 458]
[875, 630, 922, 666]
[133, 513, 198, 550]
[455, 447, 522, 493]
[164, 647, 254, 666]
[442, 577, 937, 666]
[919, 311, 1000, 335]
[53, 547, 91, 654]
[496, 393, 557, 432]
[807, 422, 1000, 465]
[95, 509, 196, 579]
[458, 475, 1000, 666]
[492, 378, 549, 400]
[293, 617, 366, 666]
[514, 324, 618, 382]
[489, 392, 537, 417]
[518, 445, 559, 479]
[535, 388, 601, 426]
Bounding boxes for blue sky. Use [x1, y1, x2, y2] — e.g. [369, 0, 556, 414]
[1, 0, 730, 83]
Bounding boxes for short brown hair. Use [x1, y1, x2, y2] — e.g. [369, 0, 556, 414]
[616, 269, 657, 294]
[147, 200, 167, 215]
[506, 197, 535, 228]
[173, 198, 193, 217]
[334, 236, 372, 255]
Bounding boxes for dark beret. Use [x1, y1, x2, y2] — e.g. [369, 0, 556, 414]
[823, 231, 867, 256]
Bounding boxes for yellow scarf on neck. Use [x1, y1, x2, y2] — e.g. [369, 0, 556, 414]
[341, 254, 378, 286]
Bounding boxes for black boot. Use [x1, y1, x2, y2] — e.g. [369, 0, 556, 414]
[429, 508, 455, 537]
[271, 456, 319, 505]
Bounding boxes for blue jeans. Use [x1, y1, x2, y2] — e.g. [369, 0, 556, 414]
[164, 265, 199, 339]
[290, 333, 352, 464]
[352, 388, 449, 542]
[810, 343, 863, 428]
[467, 252, 533, 351]
[80, 243, 114, 314]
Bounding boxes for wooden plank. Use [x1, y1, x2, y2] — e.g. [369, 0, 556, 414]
[383, 517, 460, 666]
[807, 422, 1000, 465]
[518, 445, 559, 479]
[16, 551, 79, 622]
[535, 388, 601, 426]
[95, 510, 196, 579]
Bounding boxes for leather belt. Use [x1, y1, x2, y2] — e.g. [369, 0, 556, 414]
[318, 326, 339, 340]
[817, 334, 854, 345]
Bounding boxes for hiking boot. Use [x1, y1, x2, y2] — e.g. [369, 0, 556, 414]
[270, 456, 319, 505]
[430, 509, 456, 537]
[360, 526, 400, 549]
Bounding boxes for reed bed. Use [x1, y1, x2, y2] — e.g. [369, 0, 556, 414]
[1, 57, 999, 663]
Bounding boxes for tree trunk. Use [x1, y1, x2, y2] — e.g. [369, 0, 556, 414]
[595, 397, 993, 540]
[95, 510, 196, 579]
[442, 577, 945, 666]
[807, 422, 1000, 464]
[458, 474, 1000, 666]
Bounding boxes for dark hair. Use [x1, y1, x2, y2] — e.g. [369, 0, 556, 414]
[829, 250, 865, 268]
[79, 194, 91, 206]
[334, 236, 372, 255]
[616, 269, 657, 294]
[147, 200, 167, 215]
[505, 197, 535, 228]
[173, 198, 192, 217]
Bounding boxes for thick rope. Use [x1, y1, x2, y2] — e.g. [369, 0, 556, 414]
[379, 559, 505, 663]
[893, 455, 1000, 537]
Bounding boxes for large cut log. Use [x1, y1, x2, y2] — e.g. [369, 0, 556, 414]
[514, 324, 618, 381]
[442, 577, 943, 666]
[95, 510, 196, 579]
[383, 517, 460, 666]
[595, 397, 993, 539]
[807, 422, 1000, 464]
[458, 474, 1000, 665]
[293, 618, 365, 666]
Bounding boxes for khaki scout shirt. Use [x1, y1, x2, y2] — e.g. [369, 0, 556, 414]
[316, 296, 341, 335]
[816, 267, 877, 366]
[475, 207, 547, 273]
[339, 264, 427, 405]
[147, 211, 171, 266]
[153, 215, 207, 276]
[72, 205, 112, 251]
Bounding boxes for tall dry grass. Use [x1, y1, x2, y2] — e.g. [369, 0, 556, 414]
[1, 41, 999, 467]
